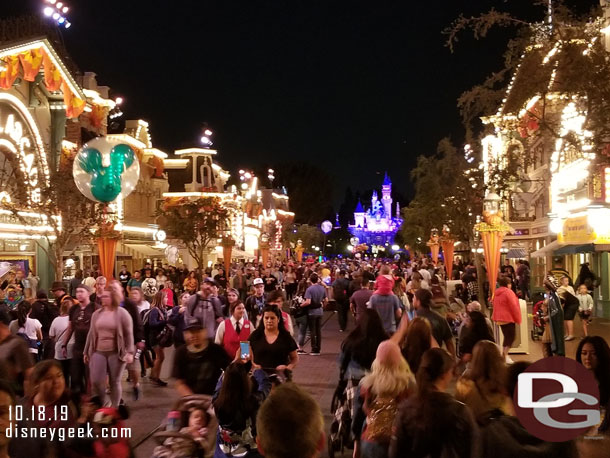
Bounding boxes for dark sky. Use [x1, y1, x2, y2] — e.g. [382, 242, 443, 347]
[1, 0, 598, 206]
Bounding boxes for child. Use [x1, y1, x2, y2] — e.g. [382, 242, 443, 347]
[153, 407, 211, 458]
[374, 265, 395, 295]
[576, 284, 594, 337]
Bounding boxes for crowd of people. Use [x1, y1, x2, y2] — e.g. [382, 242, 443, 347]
[0, 255, 608, 457]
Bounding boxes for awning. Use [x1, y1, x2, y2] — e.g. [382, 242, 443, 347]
[124, 243, 165, 257]
[530, 240, 561, 258]
[554, 244, 595, 255]
[506, 248, 527, 259]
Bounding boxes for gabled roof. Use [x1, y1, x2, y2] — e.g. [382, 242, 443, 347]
[0, 36, 85, 100]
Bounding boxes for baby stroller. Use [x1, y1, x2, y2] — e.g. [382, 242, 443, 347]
[531, 300, 545, 341]
[152, 395, 217, 458]
[328, 377, 357, 458]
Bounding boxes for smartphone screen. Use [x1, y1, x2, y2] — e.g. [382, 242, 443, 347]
[240, 341, 250, 359]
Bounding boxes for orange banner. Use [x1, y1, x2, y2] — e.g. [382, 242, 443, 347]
[441, 240, 455, 279]
[0, 55, 20, 89]
[43, 52, 62, 92]
[97, 238, 118, 280]
[63, 81, 86, 119]
[18, 48, 43, 82]
[482, 231, 504, 300]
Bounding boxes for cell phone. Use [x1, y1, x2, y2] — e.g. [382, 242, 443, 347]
[240, 341, 250, 360]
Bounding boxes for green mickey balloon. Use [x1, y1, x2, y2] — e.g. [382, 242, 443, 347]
[77, 143, 136, 203]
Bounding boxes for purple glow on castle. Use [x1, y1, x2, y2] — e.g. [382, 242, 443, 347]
[348, 173, 403, 247]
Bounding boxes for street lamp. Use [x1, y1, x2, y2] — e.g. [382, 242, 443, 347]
[268, 168, 275, 188]
[200, 124, 213, 148]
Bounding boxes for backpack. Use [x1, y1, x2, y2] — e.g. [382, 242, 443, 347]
[141, 309, 153, 337]
[365, 396, 399, 444]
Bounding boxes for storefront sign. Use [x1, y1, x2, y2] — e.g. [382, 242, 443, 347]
[558, 215, 595, 244]
[0, 95, 48, 204]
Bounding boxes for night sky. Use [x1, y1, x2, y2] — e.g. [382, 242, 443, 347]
[0, 0, 598, 206]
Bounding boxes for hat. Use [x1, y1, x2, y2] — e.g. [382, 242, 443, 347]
[75, 283, 92, 295]
[203, 277, 219, 287]
[184, 316, 204, 331]
[253, 278, 264, 286]
[50, 281, 67, 292]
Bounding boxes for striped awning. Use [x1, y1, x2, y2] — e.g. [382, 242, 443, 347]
[506, 248, 527, 259]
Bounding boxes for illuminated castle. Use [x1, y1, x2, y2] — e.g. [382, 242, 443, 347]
[349, 173, 403, 247]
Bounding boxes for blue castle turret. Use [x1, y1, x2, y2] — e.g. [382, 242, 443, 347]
[348, 173, 403, 248]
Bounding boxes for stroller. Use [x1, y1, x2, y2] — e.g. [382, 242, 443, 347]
[328, 377, 357, 458]
[152, 395, 217, 458]
[531, 300, 545, 341]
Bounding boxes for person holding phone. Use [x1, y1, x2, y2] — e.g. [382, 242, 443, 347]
[215, 293, 252, 358]
[249, 305, 298, 378]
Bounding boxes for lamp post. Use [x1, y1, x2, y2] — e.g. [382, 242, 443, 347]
[260, 233, 270, 268]
[474, 192, 511, 300]
[221, 236, 235, 279]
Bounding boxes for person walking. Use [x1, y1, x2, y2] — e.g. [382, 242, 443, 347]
[84, 287, 134, 408]
[350, 277, 373, 323]
[9, 301, 43, 361]
[69, 270, 83, 297]
[414, 289, 456, 359]
[389, 348, 479, 458]
[61, 284, 94, 403]
[249, 305, 298, 377]
[245, 278, 266, 326]
[557, 275, 579, 341]
[213, 361, 271, 458]
[215, 295, 252, 358]
[576, 284, 594, 337]
[301, 273, 326, 355]
[491, 276, 522, 364]
[541, 277, 565, 357]
[332, 270, 351, 332]
[148, 291, 170, 387]
[29, 291, 59, 360]
[49, 297, 75, 385]
[357, 340, 415, 458]
[184, 278, 224, 337]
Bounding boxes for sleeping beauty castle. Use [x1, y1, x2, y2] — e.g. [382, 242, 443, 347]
[348, 173, 403, 248]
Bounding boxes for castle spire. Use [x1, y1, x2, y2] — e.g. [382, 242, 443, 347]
[383, 172, 391, 186]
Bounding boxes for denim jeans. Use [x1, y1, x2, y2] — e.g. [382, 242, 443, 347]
[307, 315, 322, 353]
[296, 315, 308, 348]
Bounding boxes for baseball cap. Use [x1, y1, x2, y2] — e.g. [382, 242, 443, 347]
[203, 277, 219, 287]
[184, 316, 204, 331]
[253, 278, 264, 286]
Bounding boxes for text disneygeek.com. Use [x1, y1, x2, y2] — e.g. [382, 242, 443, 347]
[4, 424, 132, 441]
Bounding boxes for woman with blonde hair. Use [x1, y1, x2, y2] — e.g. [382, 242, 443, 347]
[357, 340, 415, 458]
[84, 287, 134, 407]
[456, 340, 513, 419]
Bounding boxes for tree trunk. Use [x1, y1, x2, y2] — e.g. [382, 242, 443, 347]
[54, 245, 64, 282]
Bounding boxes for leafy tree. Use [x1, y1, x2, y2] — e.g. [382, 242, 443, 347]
[282, 224, 324, 254]
[157, 197, 231, 270]
[446, 1, 610, 173]
[271, 162, 334, 225]
[399, 139, 484, 252]
[0, 154, 104, 281]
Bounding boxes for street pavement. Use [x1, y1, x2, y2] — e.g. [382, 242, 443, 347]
[125, 309, 610, 457]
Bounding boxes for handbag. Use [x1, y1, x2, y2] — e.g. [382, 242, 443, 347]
[156, 325, 174, 348]
[290, 296, 307, 318]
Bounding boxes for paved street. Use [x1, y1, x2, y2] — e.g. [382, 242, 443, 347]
[126, 309, 610, 457]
